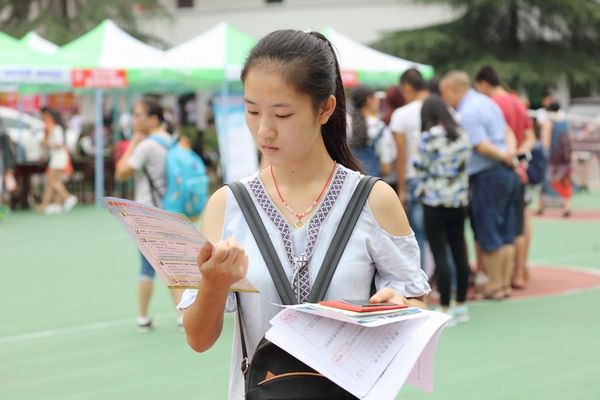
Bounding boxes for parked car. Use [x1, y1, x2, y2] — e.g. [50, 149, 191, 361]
[0, 106, 45, 163]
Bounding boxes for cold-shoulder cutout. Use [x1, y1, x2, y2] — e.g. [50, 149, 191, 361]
[367, 180, 412, 237]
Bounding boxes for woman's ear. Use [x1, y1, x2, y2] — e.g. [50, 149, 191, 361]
[319, 95, 337, 124]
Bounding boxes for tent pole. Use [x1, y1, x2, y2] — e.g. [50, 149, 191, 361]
[220, 81, 230, 183]
[16, 86, 24, 131]
[125, 90, 132, 138]
[94, 88, 104, 207]
[112, 90, 120, 144]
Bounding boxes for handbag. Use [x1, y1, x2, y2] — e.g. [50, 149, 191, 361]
[227, 176, 379, 400]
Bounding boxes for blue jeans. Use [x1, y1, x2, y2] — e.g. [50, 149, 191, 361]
[406, 178, 426, 268]
[469, 165, 520, 252]
[139, 252, 156, 279]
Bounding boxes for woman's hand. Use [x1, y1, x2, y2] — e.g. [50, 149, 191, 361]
[369, 287, 409, 305]
[370, 287, 428, 309]
[196, 238, 248, 290]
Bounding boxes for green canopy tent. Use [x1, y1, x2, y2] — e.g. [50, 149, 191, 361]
[166, 23, 259, 181]
[165, 22, 256, 90]
[52, 19, 176, 205]
[0, 32, 70, 93]
[321, 27, 434, 87]
[20, 31, 59, 55]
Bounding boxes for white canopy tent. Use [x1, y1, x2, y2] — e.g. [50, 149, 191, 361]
[322, 27, 434, 87]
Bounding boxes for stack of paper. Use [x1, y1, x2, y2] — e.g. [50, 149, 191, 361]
[266, 305, 451, 400]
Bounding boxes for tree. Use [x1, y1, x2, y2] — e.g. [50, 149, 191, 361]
[372, 0, 600, 99]
[0, 0, 170, 47]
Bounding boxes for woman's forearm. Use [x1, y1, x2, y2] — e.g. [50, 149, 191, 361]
[183, 279, 231, 352]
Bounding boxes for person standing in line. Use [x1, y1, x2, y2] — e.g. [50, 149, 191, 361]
[475, 65, 535, 290]
[115, 98, 184, 332]
[414, 95, 471, 324]
[379, 85, 406, 191]
[36, 107, 78, 215]
[177, 30, 430, 400]
[389, 68, 430, 265]
[348, 85, 396, 178]
[539, 101, 573, 217]
[440, 71, 520, 300]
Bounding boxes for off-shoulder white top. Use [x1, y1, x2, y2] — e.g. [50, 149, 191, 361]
[178, 165, 430, 400]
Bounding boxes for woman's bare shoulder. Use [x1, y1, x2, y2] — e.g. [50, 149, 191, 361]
[367, 180, 412, 236]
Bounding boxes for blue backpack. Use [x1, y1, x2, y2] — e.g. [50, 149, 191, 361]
[146, 136, 209, 219]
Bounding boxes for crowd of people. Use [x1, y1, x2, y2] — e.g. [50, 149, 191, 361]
[346, 65, 576, 322]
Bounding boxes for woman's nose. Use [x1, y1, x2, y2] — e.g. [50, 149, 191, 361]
[256, 115, 276, 140]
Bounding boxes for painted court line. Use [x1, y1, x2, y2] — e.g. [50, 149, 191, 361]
[0, 313, 172, 345]
[2, 264, 598, 345]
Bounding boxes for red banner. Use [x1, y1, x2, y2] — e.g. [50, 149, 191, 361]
[48, 93, 78, 113]
[0, 93, 41, 113]
[71, 69, 128, 88]
[340, 70, 359, 87]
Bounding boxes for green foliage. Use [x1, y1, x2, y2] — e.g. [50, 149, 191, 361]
[372, 0, 600, 97]
[0, 0, 170, 46]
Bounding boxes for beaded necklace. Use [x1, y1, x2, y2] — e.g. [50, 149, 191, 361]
[270, 161, 337, 229]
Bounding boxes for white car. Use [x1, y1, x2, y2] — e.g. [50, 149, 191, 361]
[0, 106, 46, 162]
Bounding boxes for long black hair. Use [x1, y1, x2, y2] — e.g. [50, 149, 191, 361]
[40, 106, 65, 130]
[420, 94, 460, 141]
[349, 85, 375, 148]
[241, 29, 362, 172]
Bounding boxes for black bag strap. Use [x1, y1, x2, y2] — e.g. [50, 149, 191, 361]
[142, 167, 164, 208]
[307, 176, 379, 303]
[227, 181, 296, 304]
[234, 292, 250, 377]
[228, 176, 379, 378]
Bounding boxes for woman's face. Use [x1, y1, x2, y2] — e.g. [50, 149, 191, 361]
[41, 112, 53, 127]
[243, 65, 333, 167]
[365, 95, 380, 114]
[133, 103, 151, 134]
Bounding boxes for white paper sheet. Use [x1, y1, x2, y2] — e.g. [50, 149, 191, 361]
[266, 308, 451, 399]
[364, 311, 451, 400]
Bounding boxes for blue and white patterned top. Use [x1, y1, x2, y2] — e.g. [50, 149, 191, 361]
[413, 125, 471, 208]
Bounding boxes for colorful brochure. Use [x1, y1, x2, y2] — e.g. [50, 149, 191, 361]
[105, 197, 257, 292]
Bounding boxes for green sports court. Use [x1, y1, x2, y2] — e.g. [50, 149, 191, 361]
[1, 191, 599, 400]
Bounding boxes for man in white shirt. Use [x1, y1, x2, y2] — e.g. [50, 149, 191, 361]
[389, 68, 430, 266]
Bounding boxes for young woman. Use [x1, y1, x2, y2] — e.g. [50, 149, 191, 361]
[414, 95, 471, 323]
[348, 85, 396, 178]
[179, 30, 430, 399]
[37, 107, 77, 214]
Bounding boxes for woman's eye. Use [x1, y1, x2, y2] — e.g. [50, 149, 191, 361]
[276, 114, 292, 119]
[247, 110, 259, 116]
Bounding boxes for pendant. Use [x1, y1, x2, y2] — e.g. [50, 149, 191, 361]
[294, 220, 304, 229]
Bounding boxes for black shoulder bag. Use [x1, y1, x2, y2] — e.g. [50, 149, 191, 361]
[227, 176, 378, 400]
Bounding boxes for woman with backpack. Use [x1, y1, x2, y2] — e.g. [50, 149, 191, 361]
[178, 30, 430, 399]
[348, 85, 396, 178]
[114, 98, 185, 332]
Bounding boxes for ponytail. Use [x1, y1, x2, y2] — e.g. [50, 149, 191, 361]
[317, 34, 363, 172]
